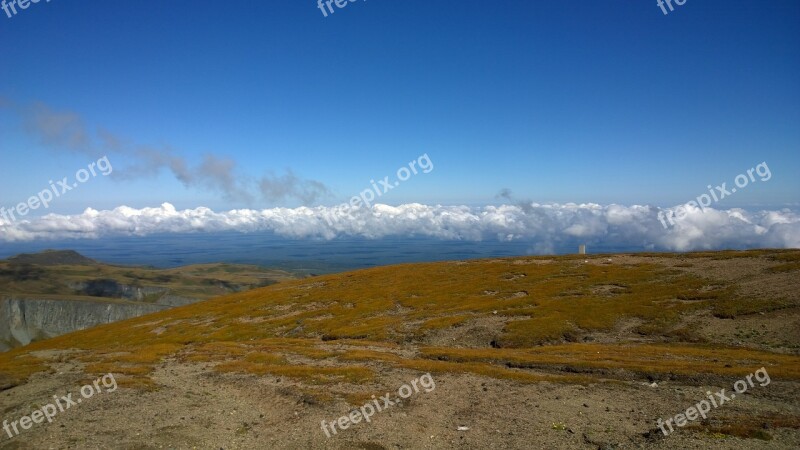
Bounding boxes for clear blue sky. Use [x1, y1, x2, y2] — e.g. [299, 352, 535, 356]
[1, 0, 798, 214]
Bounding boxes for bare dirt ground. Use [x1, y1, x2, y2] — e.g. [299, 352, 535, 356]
[2, 359, 798, 449]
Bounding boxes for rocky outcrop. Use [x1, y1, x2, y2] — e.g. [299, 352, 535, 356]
[0, 297, 169, 351]
[68, 280, 168, 301]
[156, 295, 198, 307]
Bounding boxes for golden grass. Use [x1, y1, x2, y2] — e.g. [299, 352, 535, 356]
[689, 413, 800, 440]
[712, 297, 794, 319]
[328, 339, 399, 349]
[398, 358, 595, 384]
[84, 362, 153, 377]
[417, 344, 800, 379]
[335, 347, 594, 384]
[3, 249, 798, 391]
[765, 262, 800, 273]
[77, 343, 186, 387]
[296, 387, 336, 405]
[179, 341, 250, 362]
[338, 348, 404, 364]
[112, 343, 185, 364]
[344, 391, 377, 406]
[0, 352, 49, 388]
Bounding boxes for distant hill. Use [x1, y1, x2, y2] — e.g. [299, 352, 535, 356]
[0, 250, 301, 351]
[8, 249, 97, 266]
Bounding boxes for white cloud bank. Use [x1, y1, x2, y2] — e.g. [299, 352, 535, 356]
[1, 203, 798, 252]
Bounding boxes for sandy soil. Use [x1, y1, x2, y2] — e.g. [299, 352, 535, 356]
[1, 352, 798, 449]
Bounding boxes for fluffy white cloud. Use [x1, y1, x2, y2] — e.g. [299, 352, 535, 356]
[0, 202, 798, 252]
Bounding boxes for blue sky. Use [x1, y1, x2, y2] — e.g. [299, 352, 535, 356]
[1, 0, 799, 215]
